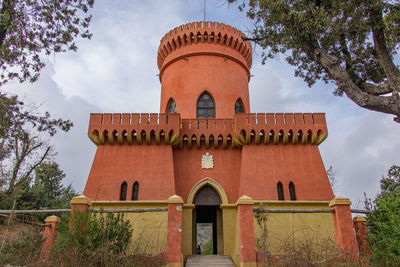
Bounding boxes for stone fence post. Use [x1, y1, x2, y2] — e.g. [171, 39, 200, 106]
[40, 215, 61, 260]
[166, 195, 183, 267]
[353, 215, 369, 256]
[237, 195, 257, 267]
[329, 197, 358, 259]
[69, 195, 91, 235]
[70, 194, 91, 216]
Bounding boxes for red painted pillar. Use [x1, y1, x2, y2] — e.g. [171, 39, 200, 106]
[166, 195, 183, 267]
[353, 216, 369, 256]
[237, 195, 257, 267]
[329, 197, 358, 259]
[69, 194, 91, 232]
[70, 194, 91, 216]
[40, 215, 61, 260]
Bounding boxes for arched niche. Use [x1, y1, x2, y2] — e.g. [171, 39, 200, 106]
[197, 92, 215, 118]
[187, 178, 228, 205]
[132, 181, 139, 201]
[194, 185, 221, 206]
[289, 181, 296, 201]
[120, 181, 127, 201]
[166, 98, 177, 114]
[235, 98, 245, 113]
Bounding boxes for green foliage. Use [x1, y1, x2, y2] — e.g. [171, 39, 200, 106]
[0, 93, 72, 207]
[378, 164, 400, 197]
[17, 162, 76, 211]
[0, 0, 94, 85]
[229, 0, 400, 120]
[202, 240, 213, 255]
[0, 92, 72, 142]
[366, 164, 400, 265]
[53, 211, 133, 265]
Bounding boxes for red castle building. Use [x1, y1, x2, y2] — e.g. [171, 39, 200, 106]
[81, 21, 361, 267]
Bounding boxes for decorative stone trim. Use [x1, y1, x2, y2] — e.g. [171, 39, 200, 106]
[329, 197, 352, 207]
[236, 195, 254, 205]
[168, 195, 184, 204]
[70, 194, 92, 206]
[187, 178, 229, 205]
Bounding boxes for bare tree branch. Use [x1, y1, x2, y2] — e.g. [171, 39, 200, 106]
[370, 5, 400, 89]
[360, 82, 394, 96]
[316, 48, 400, 116]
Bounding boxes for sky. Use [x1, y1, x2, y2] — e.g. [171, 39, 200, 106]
[4, 0, 400, 208]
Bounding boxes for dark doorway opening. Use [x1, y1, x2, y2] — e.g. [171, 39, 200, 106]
[196, 205, 218, 254]
[193, 185, 223, 255]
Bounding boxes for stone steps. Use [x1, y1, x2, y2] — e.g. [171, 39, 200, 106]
[186, 255, 235, 267]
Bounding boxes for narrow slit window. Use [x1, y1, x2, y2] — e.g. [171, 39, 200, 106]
[289, 182, 296, 200]
[235, 98, 245, 113]
[132, 181, 139, 201]
[120, 182, 127, 201]
[277, 182, 284, 200]
[197, 92, 215, 118]
[166, 98, 177, 114]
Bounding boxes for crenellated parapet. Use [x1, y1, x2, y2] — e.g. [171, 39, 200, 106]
[157, 21, 252, 81]
[88, 113, 181, 146]
[88, 113, 328, 148]
[233, 113, 328, 146]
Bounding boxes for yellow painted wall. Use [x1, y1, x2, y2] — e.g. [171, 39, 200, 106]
[221, 204, 240, 267]
[182, 204, 194, 261]
[253, 201, 337, 263]
[90, 200, 337, 266]
[92, 200, 168, 255]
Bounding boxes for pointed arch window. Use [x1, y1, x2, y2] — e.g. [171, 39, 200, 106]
[235, 98, 245, 113]
[289, 182, 296, 200]
[197, 92, 215, 118]
[132, 181, 139, 201]
[120, 182, 127, 201]
[277, 182, 284, 200]
[166, 98, 177, 114]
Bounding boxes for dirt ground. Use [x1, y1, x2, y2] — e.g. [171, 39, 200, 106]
[0, 219, 43, 244]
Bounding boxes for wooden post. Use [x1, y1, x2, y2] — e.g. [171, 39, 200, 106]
[237, 195, 257, 267]
[166, 195, 183, 267]
[329, 197, 359, 259]
[40, 215, 61, 260]
[353, 216, 369, 256]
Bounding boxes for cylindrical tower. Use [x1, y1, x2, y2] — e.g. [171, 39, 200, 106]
[158, 21, 252, 119]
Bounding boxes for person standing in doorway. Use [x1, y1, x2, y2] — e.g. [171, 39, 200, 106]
[196, 243, 202, 255]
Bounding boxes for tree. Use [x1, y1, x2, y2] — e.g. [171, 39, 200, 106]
[0, 0, 94, 85]
[366, 165, 400, 265]
[18, 162, 76, 210]
[229, 0, 400, 122]
[326, 165, 337, 193]
[0, 0, 94, 207]
[0, 92, 72, 207]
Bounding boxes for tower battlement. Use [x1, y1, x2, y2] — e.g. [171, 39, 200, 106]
[157, 21, 252, 79]
[88, 113, 327, 147]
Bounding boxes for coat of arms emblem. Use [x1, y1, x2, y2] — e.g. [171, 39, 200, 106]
[201, 152, 214, 169]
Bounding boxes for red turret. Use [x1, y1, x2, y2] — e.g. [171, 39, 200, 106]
[158, 22, 252, 118]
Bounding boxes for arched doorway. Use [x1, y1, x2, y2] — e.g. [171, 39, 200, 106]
[193, 185, 223, 255]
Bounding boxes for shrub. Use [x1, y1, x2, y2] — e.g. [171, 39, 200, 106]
[367, 191, 400, 265]
[366, 164, 400, 266]
[0, 225, 43, 266]
[52, 211, 133, 266]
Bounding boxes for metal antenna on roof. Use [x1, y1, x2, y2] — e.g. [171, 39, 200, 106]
[203, 0, 206, 21]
